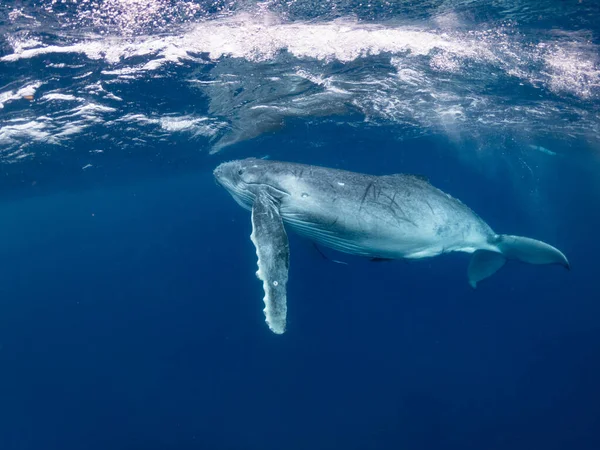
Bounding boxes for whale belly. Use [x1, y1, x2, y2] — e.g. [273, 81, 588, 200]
[278, 173, 493, 259]
[282, 207, 450, 259]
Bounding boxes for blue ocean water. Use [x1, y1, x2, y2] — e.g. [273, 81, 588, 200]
[1, 1, 600, 449]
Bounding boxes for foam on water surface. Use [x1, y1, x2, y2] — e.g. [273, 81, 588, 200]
[1, 2, 599, 164]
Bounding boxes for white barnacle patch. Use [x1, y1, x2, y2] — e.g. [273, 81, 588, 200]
[301, 192, 309, 198]
[337, 182, 345, 186]
[273, 280, 278, 286]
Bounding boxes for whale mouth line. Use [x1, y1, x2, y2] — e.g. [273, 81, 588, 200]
[248, 183, 291, 198]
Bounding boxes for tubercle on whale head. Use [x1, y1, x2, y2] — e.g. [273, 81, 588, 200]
[214, 158, 288, 210]
[213, 158, 265, 186]
[213, 160, 247, 206]
[214, 158, 290, 191]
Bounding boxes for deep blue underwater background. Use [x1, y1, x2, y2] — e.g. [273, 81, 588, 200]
[1, 131, 599, 450]
[1, 0, 600, 449]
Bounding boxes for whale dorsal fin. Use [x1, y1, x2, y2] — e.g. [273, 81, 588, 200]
[250, 189, 290, 334]
[410, 174, 429, 182]
[384, 173, 430, 183]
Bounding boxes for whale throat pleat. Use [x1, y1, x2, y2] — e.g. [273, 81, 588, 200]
[250, 190, 290, 335]
[284, 216, 371, 257]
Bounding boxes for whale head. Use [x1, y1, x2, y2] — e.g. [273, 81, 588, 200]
[214, 158, 289, 210]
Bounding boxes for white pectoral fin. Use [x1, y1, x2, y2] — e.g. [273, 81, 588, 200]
[250, 190, 290, 334]
[468, 250, 506, 289]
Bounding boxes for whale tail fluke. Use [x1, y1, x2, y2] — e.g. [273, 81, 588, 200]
[468, 235, 569, 288]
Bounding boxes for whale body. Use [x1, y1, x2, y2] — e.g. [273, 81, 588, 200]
[214, 158, 569, 334]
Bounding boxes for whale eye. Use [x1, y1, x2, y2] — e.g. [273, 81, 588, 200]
[238, 169, 244, 175]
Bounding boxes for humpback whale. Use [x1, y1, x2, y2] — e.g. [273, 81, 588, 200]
[214, 158, 569, 334]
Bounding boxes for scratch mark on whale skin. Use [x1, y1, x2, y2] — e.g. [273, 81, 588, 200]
[360, 181, 374, 212]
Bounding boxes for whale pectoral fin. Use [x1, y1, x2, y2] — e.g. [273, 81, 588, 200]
[250, 190, 290, 334]
[468, 250, 506, 289]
